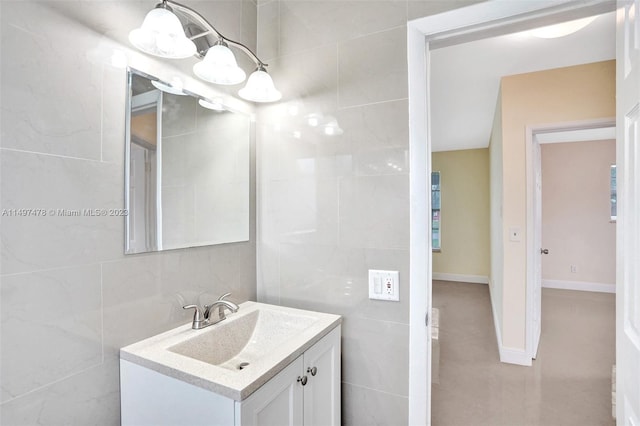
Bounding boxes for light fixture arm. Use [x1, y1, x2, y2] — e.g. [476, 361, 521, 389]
[163, 0, 267, 67]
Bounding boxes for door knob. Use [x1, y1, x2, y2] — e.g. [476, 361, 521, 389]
[297, 376, 308, 386]
[540, 248, 549, 254]
[307, 366, 317, 376]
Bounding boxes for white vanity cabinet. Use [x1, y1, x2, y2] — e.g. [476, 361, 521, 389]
[238, 325, 341, 426]
[120, 322, 341, 426]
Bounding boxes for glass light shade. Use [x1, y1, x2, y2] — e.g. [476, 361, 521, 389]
[198, 98, 226, 111]
[193, 44, 246, 85]
[151, 78, 187, 95]
[238, 69, 282, 103]
[129, 8, 196, 59]
[528, 16, 597, 39]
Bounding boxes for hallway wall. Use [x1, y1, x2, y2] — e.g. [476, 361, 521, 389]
[495, 60, 615, 353]
[432, 148, 490, 279]
[541, 139, 616, 286]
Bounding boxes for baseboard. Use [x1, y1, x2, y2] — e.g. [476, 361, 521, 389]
[432, 273, 489, 284]
[542, 279, 616, 294]
[488, 278, 533, 366]
[487, 279, 503, 358]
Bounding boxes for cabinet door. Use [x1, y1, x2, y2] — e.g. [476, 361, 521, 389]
[238, 356, 304, 426]
[303, 326, 341, 426]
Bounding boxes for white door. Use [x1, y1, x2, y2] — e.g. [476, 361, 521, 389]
[533, 138, 543, 359]
[302, 327, 341, 426]
[239, 356, 304, 426]
[616, 0, 640, 422]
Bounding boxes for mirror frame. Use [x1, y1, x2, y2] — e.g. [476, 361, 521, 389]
[124, 67, 252, 254]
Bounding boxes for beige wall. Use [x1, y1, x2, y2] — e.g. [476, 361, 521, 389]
[541, 140, 616, 284]
[496, 60, 615, 350]
[432, 149, 490, 277]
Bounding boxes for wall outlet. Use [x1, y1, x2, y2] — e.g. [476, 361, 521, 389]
[368, 270, 400, 301]
[571, 265, 578, 273]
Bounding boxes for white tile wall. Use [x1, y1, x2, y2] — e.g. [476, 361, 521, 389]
[257, 0, 413, 421]
[0, 0, 483, 422]
[256, 0, 482, 422]
[0, 1, 257, 424]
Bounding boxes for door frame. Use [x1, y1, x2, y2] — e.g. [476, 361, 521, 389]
[525, 118, 616, 361]
[407, 1, 616, 424]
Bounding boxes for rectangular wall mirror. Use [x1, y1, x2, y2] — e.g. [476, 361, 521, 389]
[125, 68, 250, 254]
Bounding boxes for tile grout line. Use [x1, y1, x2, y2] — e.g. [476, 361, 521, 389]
[338, 97, 409, 111]
[0, 147, 106, 164]
[342, 380, 409, 399]
[100, 65, 105, 163]
[275, 24, 407, 62]
[1, 262, 106, 278]
[350, 316, 410, 327]
[0, 362, 105, 407]
[100, 262, 105, 365]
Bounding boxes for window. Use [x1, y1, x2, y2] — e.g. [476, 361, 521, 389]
[432, 171, 441, 251]
[611, 165, 617, 221]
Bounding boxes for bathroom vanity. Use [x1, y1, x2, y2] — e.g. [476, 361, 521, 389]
[120, 302, 341, 426]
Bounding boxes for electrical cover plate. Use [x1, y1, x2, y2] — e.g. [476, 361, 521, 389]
[368, 270, 400, 301]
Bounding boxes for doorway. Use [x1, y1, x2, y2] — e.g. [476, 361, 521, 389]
[406, 1, 620, 424]
[527, 121, 616, 360]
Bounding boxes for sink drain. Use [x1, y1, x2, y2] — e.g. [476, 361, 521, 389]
[238, 362, 250, 370]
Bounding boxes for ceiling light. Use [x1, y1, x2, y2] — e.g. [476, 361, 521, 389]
[527, 16, 597, 39]
[130, 0, 281, 103]
[129, 4, 196, 58]
[193, 41, 246, 85]
[238, 66, 282, 103]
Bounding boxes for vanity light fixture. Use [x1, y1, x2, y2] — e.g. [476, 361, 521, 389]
[238, 65, 282, 103]
[129, 3, 196, 58]
[130, 0, 281, 102]
[193, 41, 246, 85]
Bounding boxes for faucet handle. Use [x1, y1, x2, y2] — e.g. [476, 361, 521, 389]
[183, 304, 205, 328]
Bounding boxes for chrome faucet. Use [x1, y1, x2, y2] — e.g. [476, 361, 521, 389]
[204, 293, 239, 324]
[183, 293, 239, 330]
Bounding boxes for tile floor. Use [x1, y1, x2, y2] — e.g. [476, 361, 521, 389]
[431, 280, 615, 426]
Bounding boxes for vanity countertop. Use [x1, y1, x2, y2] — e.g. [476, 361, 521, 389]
[120, 301, 341, 401]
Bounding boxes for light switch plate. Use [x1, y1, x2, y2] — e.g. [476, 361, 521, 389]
[368, 270, 400, 301]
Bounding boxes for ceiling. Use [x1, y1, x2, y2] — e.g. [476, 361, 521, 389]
[430, 11, 616, 153]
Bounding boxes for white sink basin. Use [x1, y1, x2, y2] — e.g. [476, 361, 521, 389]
[120, 301, 341, 400]
[168, 308, 318, 371]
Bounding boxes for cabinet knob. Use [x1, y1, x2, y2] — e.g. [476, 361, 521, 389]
[297, 375, 308, 386]
[307, 366, 317, 376]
